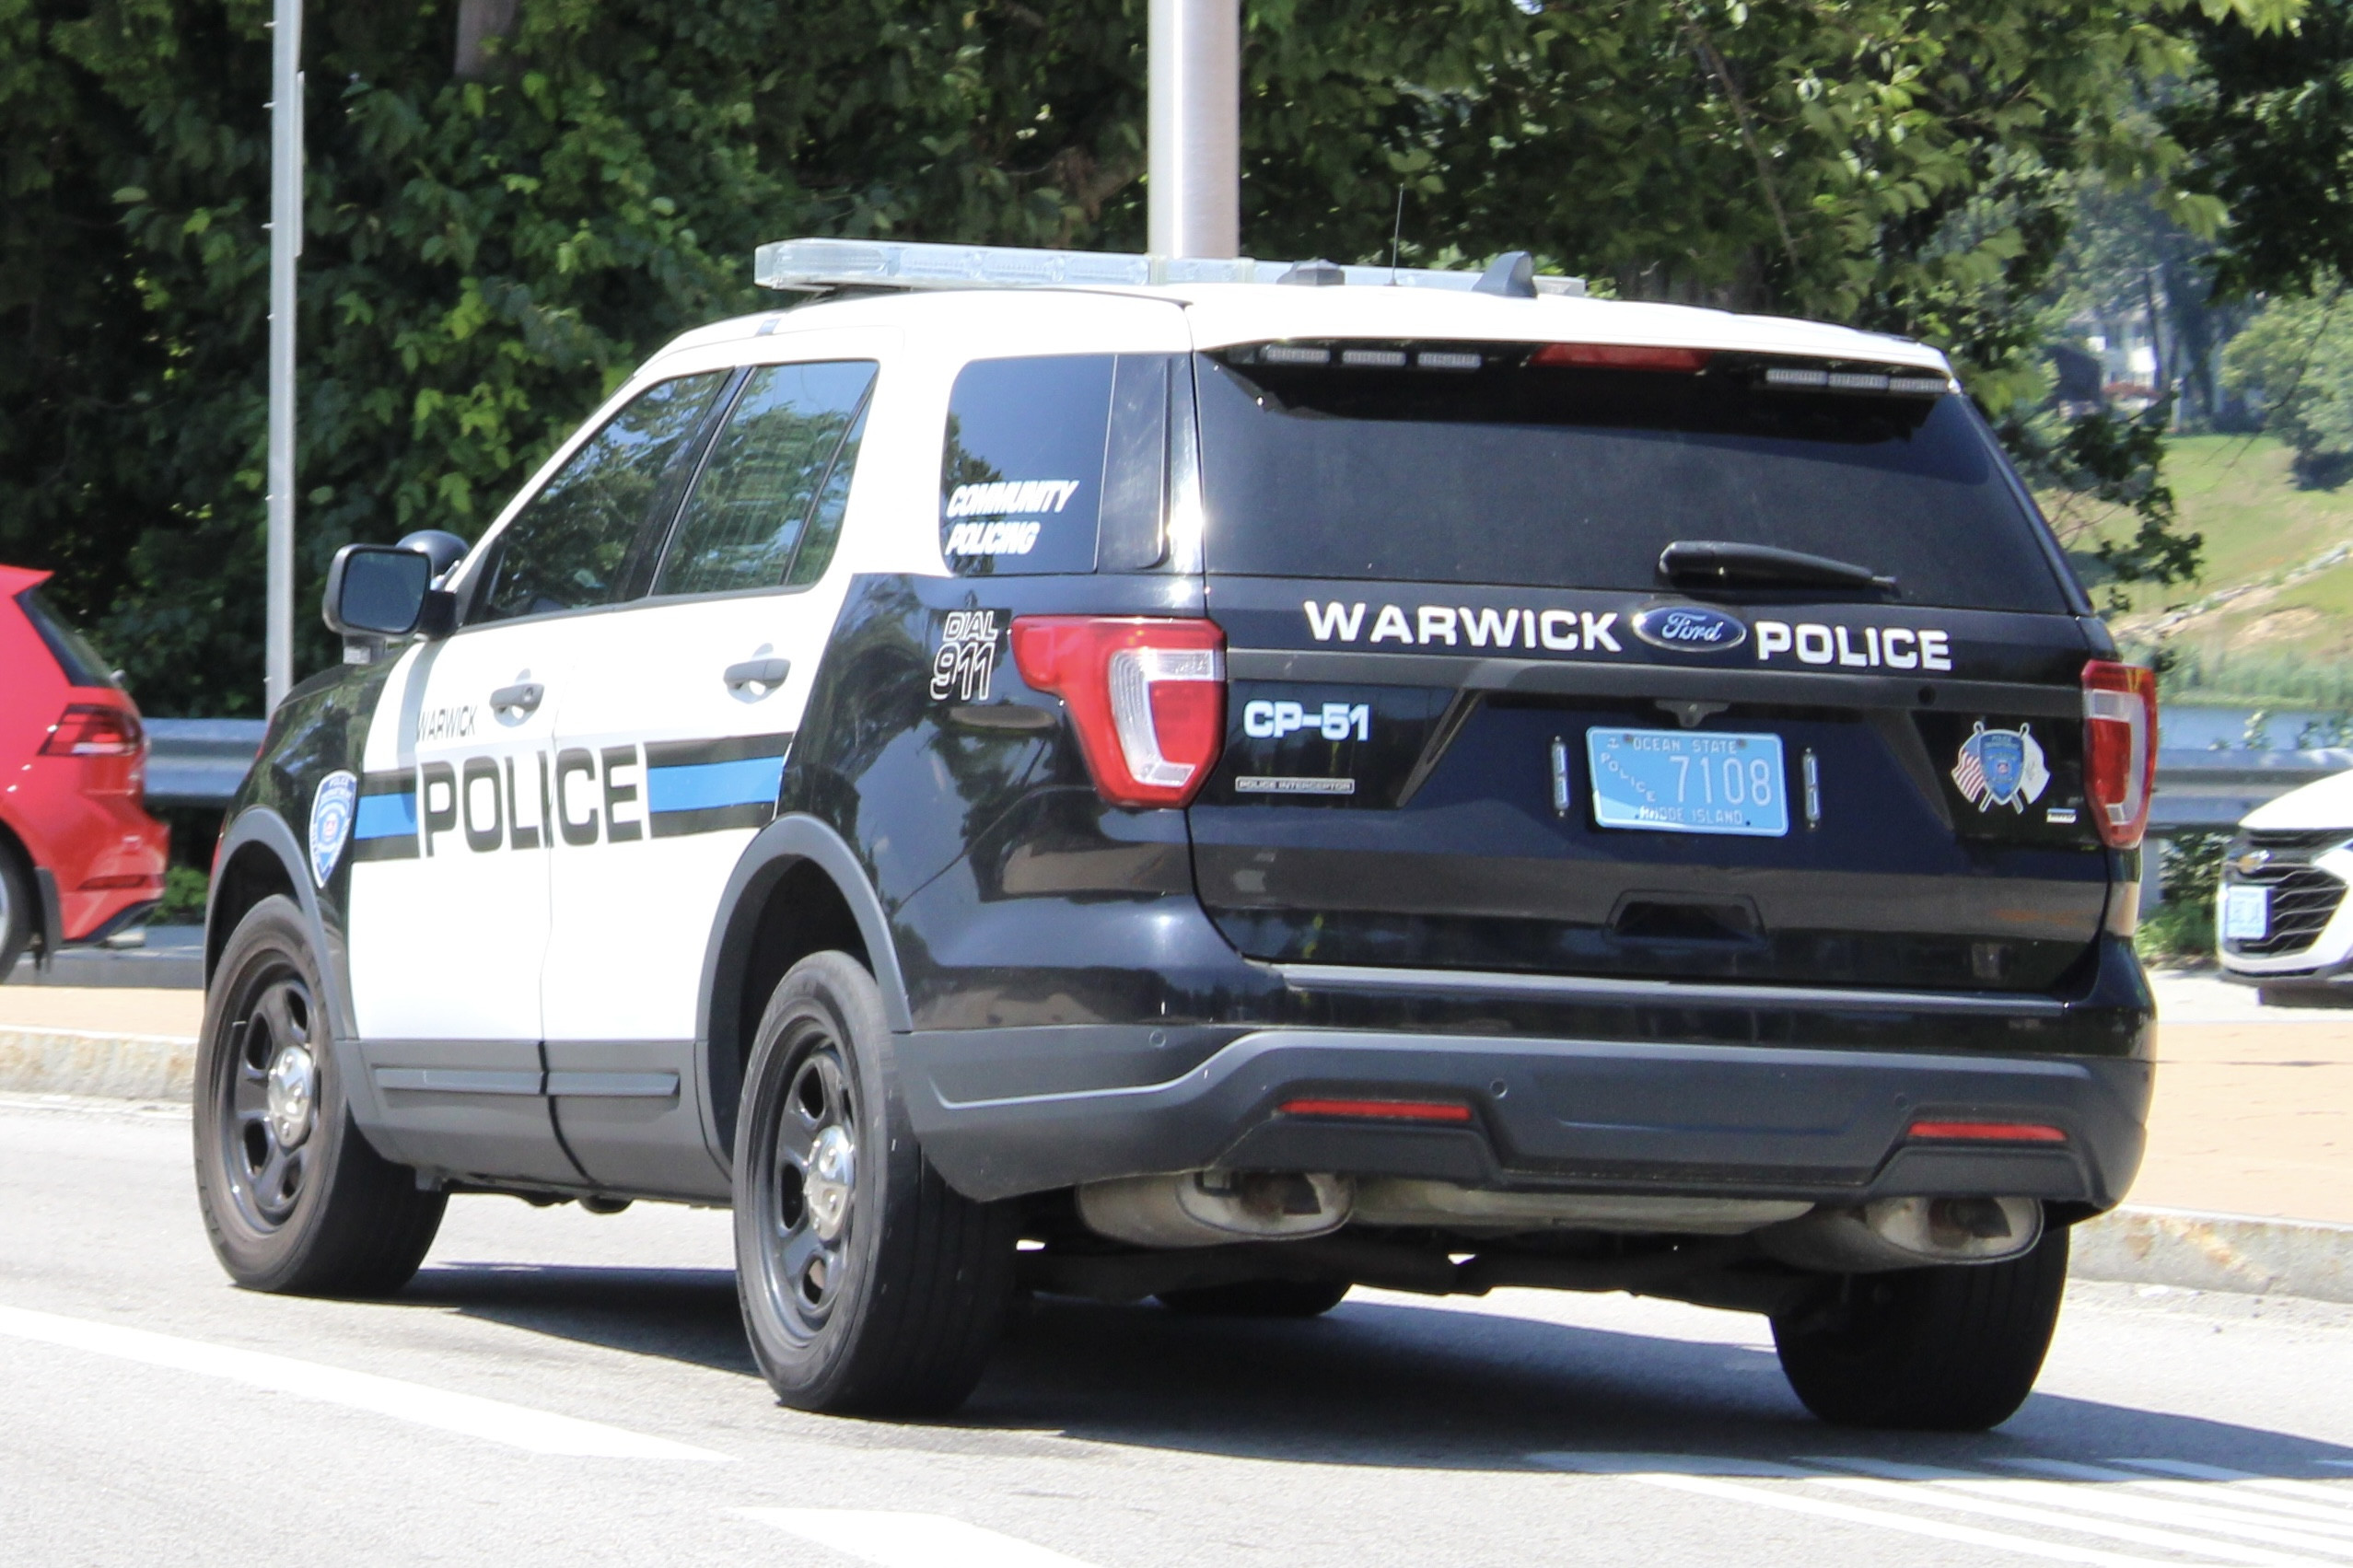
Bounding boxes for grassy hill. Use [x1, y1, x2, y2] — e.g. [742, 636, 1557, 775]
[2070, 435, 2353, 706]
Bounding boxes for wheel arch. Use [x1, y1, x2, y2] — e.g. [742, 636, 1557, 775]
[204, 806, 390, 1135]
[697, 814, 913, 1164]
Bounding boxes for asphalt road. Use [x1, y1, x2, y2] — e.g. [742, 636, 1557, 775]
[5, 1096, 2353, 1568]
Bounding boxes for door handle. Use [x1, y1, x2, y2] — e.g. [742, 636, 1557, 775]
[725, 657, 791, 695]
[489, 682, 543, 718]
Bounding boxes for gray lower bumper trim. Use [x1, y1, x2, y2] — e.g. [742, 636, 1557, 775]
[901, 1025, 2149, 1206]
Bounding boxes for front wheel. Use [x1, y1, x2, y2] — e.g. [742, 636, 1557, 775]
[733, 951, 1018, 1414]
[1771, 1223, 2068, 1431]
[193, 896, 446, 1295]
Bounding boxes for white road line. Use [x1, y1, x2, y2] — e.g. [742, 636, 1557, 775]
[1529, 1454, 2240, 1568]
[740, 1509, 1102, 1568]
[1800, 1458, 2353, 1564]
[1998, 1461, 2353, 1539]
[0, 1302, 730, 1461]
[2117, 1463, 2353, 1514]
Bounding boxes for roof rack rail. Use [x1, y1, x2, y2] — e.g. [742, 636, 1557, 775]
[752, 237, 1587, 298]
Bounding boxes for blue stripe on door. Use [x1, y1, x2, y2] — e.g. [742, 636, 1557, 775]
[355, 790, 419, 840]
[646, 755, 786, 815]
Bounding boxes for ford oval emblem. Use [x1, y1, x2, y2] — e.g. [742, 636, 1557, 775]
[1632, 603, 1750, 654]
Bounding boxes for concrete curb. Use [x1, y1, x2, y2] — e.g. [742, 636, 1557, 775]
[0, 1028, 197, 1102]
[6, 1026, 2352, 1306]
[2071, 1203, 2353, 1306]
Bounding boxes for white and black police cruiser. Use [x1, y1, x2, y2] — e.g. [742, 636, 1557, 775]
[197, 238, 2159, 1430]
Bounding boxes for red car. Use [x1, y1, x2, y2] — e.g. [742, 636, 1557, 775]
[0, 563, 169, 978]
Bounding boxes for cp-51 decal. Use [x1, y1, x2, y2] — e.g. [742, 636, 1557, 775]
[1243, 700, 1370, 741]
[344, 733, 791, 862]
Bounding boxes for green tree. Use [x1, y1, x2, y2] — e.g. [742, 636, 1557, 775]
[6, 0, 2284, 713]
[2222, 287, 2353, 482]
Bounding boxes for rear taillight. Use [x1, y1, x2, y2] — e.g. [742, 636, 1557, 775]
[1010, 616, 1226, 807]
[2082, 660, 2156, 849]
[40, 703, 143, 757]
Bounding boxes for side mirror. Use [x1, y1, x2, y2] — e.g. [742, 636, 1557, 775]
[323, 544, 458, 641]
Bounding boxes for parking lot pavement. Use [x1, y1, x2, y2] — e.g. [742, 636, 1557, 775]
[2, 1096, 2350, 1568]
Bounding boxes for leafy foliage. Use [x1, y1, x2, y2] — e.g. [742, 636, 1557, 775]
[4, 0, 2280, 712]
[2169, 0, 2353, 300]
[2222, 285, 2353, 483]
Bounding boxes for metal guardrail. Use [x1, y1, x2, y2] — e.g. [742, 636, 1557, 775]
[138, 720, 2353, 830]
[143, 718, 267, 810]
[2149, 748, 2353, 833]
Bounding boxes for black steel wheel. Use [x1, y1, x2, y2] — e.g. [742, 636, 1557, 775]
[734, 950, 1017, 1414]
[1771, 1223, 2068, 1431]
[193, 895, 445, 1295]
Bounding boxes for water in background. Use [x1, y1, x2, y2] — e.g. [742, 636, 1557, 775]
[2161, 706, 2350, 751]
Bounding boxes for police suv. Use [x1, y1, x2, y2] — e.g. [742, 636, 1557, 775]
[198, 238, 2158, 1431]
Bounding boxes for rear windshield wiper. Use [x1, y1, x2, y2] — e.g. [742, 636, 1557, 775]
[1659, 540, 1899, 597]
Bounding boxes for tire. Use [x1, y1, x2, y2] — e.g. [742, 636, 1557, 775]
[193, 896, 446, 1295]
[0, 839, 32, 982]
[1771, 1224, 2069, 1431]
[733, 950, 1018, 1415]
[1158, 1280, 1351, 1318]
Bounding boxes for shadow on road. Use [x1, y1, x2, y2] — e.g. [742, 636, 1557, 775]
[404, 1261, 758, 1376]
[390, 1262, 2353, 1478]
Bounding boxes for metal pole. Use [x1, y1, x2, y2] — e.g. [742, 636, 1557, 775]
[1147, 0, 1239, 259]
[264, 0, 302, 712]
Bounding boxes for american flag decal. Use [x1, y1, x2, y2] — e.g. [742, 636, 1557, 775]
[1951, 720, 2049, 813]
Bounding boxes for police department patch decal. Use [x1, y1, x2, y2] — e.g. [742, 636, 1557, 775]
[1951, 722, 2048, 813]
[309, 771, 358, 887]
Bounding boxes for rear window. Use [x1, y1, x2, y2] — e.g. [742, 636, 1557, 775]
[1194, 346, 2071, 611]
[17, 587, 117, 689]
[938, 354, 1173, 575]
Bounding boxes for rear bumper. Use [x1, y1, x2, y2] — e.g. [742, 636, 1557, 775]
[902, 1024, 2149, 1210]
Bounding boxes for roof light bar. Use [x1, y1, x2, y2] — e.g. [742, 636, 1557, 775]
[753, 237, 1588, 297]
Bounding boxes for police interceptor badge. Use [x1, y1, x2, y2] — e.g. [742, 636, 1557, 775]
[309, 770, 358, 887]
[1951, 722, 2049, 813]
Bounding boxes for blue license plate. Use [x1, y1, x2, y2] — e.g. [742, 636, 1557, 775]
[1585, 727, 1790, 837]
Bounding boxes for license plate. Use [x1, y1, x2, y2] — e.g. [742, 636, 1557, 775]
[2222, 883, 2270, 941]
[1585, 726, 1789, 837]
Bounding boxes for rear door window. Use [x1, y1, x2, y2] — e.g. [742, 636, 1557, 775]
[16, 587, 117, 689]
[653, 361, 878, 597]
[472, 372, 728, 623]
[938, 354, 1173, 575]
[1194, 347, 2071, 611]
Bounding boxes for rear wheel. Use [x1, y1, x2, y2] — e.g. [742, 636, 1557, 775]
[1771, 1224, 2068, 1430]
[1158, 1280, 1351, 1318]
[734, 951, 1018, 1414]
[193, 896, 446, 1295]
[0, 838, 34, 981]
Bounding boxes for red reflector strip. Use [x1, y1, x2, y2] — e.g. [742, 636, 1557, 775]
[1279, 1098, 1474, 1123]
[78, 874, 160, 890]
[1907, 1120, 2068, 1144]
[1530, 342, 1712, 373]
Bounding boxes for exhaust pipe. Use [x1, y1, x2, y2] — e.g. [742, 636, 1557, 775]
[1077, 1169, 1353, 1248]
[1759, 1196, 2042, 1273]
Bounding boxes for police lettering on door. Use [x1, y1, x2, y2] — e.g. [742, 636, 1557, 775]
[344, 734, 794, 861]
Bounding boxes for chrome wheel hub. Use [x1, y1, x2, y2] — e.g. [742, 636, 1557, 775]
[805, 1123, 855, 1242]
[265, 1043, 315, 1149]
